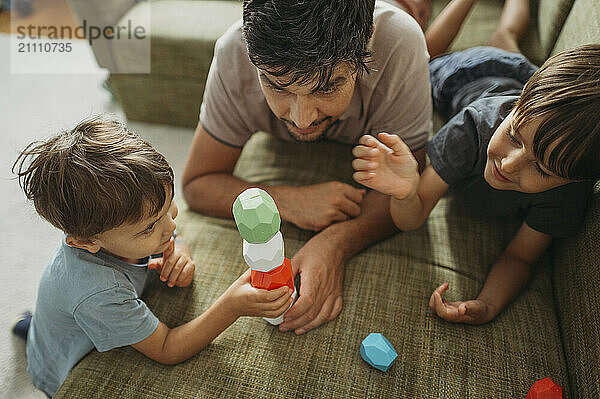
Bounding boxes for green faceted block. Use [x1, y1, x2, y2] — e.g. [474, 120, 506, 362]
[232, 188, 281, 243]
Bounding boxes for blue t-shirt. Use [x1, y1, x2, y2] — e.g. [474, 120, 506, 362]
[27, 237, 159, 397]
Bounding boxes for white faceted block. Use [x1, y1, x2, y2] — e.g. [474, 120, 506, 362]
[264, 287, 297, 325]
[243, 231, 284, 272]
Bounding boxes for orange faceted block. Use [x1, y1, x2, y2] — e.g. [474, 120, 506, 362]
[526, 378, 564, 399]
[251, 258, 294, 291]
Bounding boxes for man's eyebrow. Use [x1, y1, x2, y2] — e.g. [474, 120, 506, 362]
[260, 73, 347, 92]
[312, 76, 347, 93]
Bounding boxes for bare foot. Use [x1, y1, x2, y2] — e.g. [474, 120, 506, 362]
[394, 0, 432, 30]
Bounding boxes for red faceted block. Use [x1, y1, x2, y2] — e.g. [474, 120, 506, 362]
[526, 378, 564, 399]
[251, 257, 294, 291]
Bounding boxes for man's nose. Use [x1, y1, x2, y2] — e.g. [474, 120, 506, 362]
[289, 95, 318, 129]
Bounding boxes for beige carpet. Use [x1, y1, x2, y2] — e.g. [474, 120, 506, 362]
[0, 33, 194, 398]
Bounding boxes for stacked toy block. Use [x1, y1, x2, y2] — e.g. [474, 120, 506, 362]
[233, 188, 297, 325]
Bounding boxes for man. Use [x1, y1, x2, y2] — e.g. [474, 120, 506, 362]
[182, 0, 431, 335]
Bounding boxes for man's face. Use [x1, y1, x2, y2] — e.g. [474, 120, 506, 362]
[485, 111, 574, 193]
[95, 195, 178, 263]
[258, 63, 358, 142]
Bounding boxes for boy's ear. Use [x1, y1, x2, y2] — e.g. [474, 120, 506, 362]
[65, 235, 101, 253]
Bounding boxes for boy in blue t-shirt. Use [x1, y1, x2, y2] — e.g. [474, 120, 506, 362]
[12, 118, 294, 397]
[352, 43, 600, 325]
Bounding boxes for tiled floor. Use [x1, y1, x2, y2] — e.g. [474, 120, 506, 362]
[0, 33, 194, 398]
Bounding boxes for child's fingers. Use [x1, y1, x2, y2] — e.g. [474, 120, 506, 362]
[352, 171, 375, 184]
[167, 257, 187, 287]
[262, 286, 290, 302]
[175, 264, 194, 287]
[358, 134, 381, 148]
[432, 291, 461, 322]
[264, 294, 294, 317]
[267, 290, 294, 311]
[160, 254, 177, 282]
[352, 144, 379, 159]
[351, 158, 377, 172]
[431, 282, 449, 303]
[377, 133, 410, 155]
[429, 283, 449, 312]
[432, 291, 446, 315]
[163, 237, 175, 259]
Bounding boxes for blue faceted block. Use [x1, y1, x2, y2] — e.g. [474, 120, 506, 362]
[360, 333, 398, 372]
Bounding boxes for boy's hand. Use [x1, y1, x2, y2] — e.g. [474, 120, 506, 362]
[148, 237, 196, 287]
[429, 283, 497, 325]
[224, 270, 294, 319]
[352, 133, 420, 200]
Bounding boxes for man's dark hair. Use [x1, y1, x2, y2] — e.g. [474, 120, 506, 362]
[242, 0, 375, 90]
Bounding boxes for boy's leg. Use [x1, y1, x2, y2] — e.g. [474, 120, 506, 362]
[487, 0, 530, 53]
[425, 0, 478, 59]
[12, 311, 32, 340]
[429, 47, 538, 118]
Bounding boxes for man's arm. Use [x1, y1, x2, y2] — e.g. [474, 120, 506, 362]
[182, 124, 366, 230]
[278, 146, 428, 334]
[181, 125, 245, 219]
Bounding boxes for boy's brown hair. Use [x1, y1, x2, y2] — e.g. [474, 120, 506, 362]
[13, 116, 174, 239]
[513, 44, 600, 181]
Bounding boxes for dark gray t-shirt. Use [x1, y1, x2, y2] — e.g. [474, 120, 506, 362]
[426, 95, 593, 238]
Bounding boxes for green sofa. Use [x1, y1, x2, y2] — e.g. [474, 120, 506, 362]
[58, 0, 600, 398]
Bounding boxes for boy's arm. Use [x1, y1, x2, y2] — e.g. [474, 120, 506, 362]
[430, 222, 553, 324]
[352, 133, 449, 231]
[389, 164, 449, 231]
[132, 270, 293, 365]
[132, 296, 237, 365]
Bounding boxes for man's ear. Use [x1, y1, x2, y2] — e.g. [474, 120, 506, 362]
[65, 235, 101, 253]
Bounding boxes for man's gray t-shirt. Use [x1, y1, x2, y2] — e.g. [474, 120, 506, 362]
[200, 0, 432, 150]
[426, 96, 594, 238]
[27, 237, 159, 397]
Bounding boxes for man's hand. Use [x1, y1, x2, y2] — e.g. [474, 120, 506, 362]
[352, 133, 420, 200]
[272, 182, 366, 231]
[148, 238, 196, 287]
[429, 283, 498, 325]
[224, 270, 295, 319]
[278, 237, 345, 334]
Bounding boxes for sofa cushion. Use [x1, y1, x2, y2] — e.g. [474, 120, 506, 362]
[114, 0, 242, 76]
[551, 0, 600, 55]
[551, 184, 600, 399]
[109, 74, 206, 128]
[56, 133, 569, 398]
[536, 0, 575, 58]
